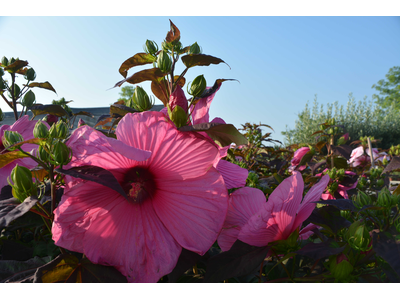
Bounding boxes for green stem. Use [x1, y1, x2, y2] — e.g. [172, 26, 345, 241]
[0, 93, 14, 110]
[10, 73, 18, 121]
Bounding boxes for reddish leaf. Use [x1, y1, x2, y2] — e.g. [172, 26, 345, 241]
[72, 111, 94, 118]
[0, 197, 38, 230]
[113, 68, 167, 88]
[94, 115, 113, 128]
[4, 60, 29, 73]
[174, 75, 186, 88]
[0, 151, 29, 168]
[382, 156, 400, 174]
[110, 104, 137, 118]
[118, 53, 156, 78]
[29, 104, 68, 117]
[27, 82, 57, 94]
[151, 79, 169, 106]
[165, 19, 180, 43]
[181, 54, 230, 69]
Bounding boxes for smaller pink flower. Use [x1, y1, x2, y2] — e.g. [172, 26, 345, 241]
[169, 85, 188, 113]
[348, 146, 390, 167]
[289, 147, 310, 172]
[316, 169, 358, 200]
[217, 171, 330, 251]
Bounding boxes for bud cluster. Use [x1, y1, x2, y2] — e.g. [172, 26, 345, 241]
[127, 86, 154, 112]
[7, 164, 37, 202]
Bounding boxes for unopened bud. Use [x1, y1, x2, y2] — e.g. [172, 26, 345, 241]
[8, 164, 37, 201]
[24, 68, 36, 81]
[51, 140, 72, 166]
[377, 188, 393, 208]
[21, 90, 36, 107]
[43, 114, 58, 126]
[2, 130, 24, 150]
[168, 105, 187, 128]
[188, 75, 206, 98]
[8, 83, 21, 99]
[353, 191, 371, 210]
[157, 50, 172, 73]
[144, 40, 158, 56]
[78, 118, 86, 127]
[347, 221, 372, 252]
[36, 145, 50, 161]
[0, 68, 4, 77]
[131, 86, 154, 112]
[55, 120, 69, 139]
[1, 56, 9, 67]
[189, 42, 201, 54]
[329, 254, 353, 281]
[0, 79, 6, 90]
[33, 120, 49, 139]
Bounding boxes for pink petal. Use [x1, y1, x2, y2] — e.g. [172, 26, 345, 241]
[190, 84, 221, 125]
[216, 159, 248, 189]
[298, 223, 319, 240]
[117, 112, 218, 181]
[268, 171, 304, 239]
[218, 187, 266, 251]
[169, 85, 188, 113]
[66, 125, 151, 170]
[153, 167, 228, 255]
[292, 174, 330, 231]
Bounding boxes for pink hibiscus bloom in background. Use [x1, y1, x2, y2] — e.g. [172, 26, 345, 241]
[0, 116, 49, 191]
[348, 146, 390, 167]
[52, 111, 229, 283]
[316, 169, 358, 200]
[289, 147, 310, 172]
[218, 171, 330, 251]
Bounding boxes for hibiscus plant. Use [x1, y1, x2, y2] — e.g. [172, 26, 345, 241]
[1, 20, 400, 283]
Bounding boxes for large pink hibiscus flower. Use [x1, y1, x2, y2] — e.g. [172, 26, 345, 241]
[52, 111, 229, 282]
[289, 146, 310, 172]
[218, 172, 330, 251]
[0, 116, 48, 191]
[348, 146, 390, 167]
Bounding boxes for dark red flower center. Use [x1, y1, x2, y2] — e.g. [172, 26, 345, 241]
[122, 167, 157, 204]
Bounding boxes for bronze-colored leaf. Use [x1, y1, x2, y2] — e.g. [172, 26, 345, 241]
[151, 79, 169, 106]
[113, 68, 168, 88]
[180, 46, 190, 54]
[31, 166, 48, 182]
[315, 141, 327, 152]
[110, 104, 137, 118]
[28, 82, 57, 94]
[382, 156, 400, 174]
[173, 75, 185, 88]
[94, 116, 113, 128]
[181, 54, 230, 69]
[165, 20, 180, 43]
[191, 79, 237, 105]
[4, 60, 29, 73]
[72, 111, 94, 118]
[0, 151, 29, 168]
[118, 53, 156, 78]
[16, 67, 29, 76]
[29, 104, 68, 117]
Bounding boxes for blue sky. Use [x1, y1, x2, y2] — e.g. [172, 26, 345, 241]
[1, 8, 399, 144]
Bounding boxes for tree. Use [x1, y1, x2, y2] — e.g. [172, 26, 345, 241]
[117, 86, 135, 102]
[372, 66, 400, 111]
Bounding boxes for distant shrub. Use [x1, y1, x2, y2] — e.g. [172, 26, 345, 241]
[282, 93, 400, 149]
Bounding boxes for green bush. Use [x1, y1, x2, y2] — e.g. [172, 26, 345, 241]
[282, 93, 400, 149]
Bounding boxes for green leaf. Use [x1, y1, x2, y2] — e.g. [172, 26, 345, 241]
[181, 54, 230, 69]
[27, 81, 57, 94]
[0, 150, 29, 168]
[372, 230, 400, 282]
[296, 239, 346, 261]
[326, 157, 348, 169]
[34, 253, 127, 283]
[113, 68, 168, 88]
[119, 53, 157, 78]
[179, 123, 248, 147]
[29, 104, 68, 117]
[55, 165, 129, 201]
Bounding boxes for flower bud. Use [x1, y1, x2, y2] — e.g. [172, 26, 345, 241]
[188, 75, 207, 98]
[8, 83, 21, 99]
[353, 191, 371, 210]
[1, 56, 9, 67]
[0, 68, 4, 77]
[24, 68, 36, 81]
[8, 164, 37, 201]
[43, 114, 58, 126]
[36, 145, 50, 162]
[347, 221, 372, 252]
[2, 130, 24, 150]
[329, 254, 353, 281]
[21, 90, 36, 107]
[33, 120, 49, 139]
[48, 124, 58, 139]
[55, 120, 69, 139]
[377, 188, 393, 208]
[51, 140, 72, 166]
[0, 79, 6, 90]
[157, 50, 172, 73]
[78, 118, 86, 127]
[168, 105, 188, 128]
[9, 57, 16, 65]
[188, 42, 201, 54]
[131, 86, 154, 112]
[144, 40, 158, 56]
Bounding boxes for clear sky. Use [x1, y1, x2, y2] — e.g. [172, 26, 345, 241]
[1, 3, 399, 144]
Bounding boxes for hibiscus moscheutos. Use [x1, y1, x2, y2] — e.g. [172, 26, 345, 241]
[217, 171, 330, 251]
[52, 111, 229, 283]
[348, 146, 390, 167]
[0, 116, 49, 192]
[316, 169, 358, 200]
[289, 147, 311, 172]
[161, 84, 248, 190]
